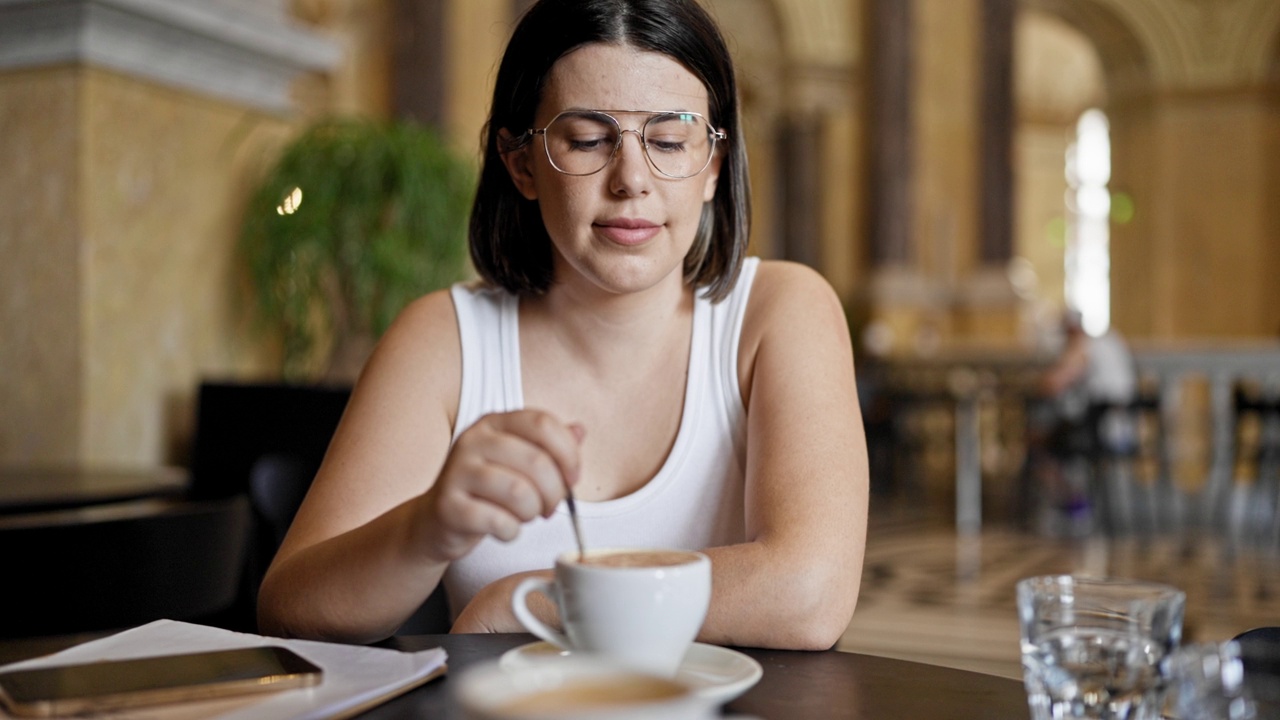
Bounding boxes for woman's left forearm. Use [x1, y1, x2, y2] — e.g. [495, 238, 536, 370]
[696, 534, 864, 650]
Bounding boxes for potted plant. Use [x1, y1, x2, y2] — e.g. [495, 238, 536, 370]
[239, 118, 475, 382]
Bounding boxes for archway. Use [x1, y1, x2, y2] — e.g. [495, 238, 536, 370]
[708, 0, 863, 295]
[1013, 8, 1109, 346]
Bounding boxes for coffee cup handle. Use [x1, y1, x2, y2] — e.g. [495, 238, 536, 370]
[511, 577, 572, 651]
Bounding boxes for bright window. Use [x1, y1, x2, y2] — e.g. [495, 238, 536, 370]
[1064, 108, 1111, 337]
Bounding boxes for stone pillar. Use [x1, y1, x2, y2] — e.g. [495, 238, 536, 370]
[0, 0, 338, 467]
[392, 0, 446, 127]
[861, 0, 1021, 352]
[778, 56, 862, 286]
[978, 0, 1015, 266]
[777, 113, 825, 269]
[866, 0, 914, 268]
[952, 0, 1021, 343]
[862, 0, 936, 353]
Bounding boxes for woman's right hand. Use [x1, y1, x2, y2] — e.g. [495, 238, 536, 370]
[415, 410, 584, 562]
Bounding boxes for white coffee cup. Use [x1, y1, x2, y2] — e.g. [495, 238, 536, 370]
[455, 657, 718, 720]
[511, 548, 711, 677]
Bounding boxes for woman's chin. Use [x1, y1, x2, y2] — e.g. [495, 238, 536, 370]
[560, 254, 686, 298]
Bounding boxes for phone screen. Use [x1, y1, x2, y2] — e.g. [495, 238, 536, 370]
[0, 646, 323, 717]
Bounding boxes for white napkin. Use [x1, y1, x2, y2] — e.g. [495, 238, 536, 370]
[0, 619, 447, 719]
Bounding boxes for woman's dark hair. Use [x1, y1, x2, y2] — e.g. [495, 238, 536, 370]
[468, 0, 750, 301]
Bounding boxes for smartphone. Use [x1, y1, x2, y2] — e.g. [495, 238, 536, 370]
[0, 646, 323, 718]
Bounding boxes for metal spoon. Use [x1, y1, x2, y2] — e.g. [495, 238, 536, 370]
[564, 484, 586, 562]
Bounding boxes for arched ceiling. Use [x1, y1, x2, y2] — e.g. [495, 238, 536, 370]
[1016, 10, 1106, 123]
[1020, 0, 1149, 95]
[772, 0, 858, 67]
[708, 0, 858, 111]
[706, 0, 786, 111]
[1022, 0, 1280, 94]
[709, 0, 857, 68]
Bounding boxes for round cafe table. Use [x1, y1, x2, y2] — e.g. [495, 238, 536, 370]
[374, 633, 1030, 719]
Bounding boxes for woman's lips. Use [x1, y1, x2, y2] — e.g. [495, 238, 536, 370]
[594, 218, 662, 246]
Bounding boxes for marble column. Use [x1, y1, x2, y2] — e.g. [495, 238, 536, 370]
[0, 0, 338, 467]
[866, 0, 914, 268]
[391, 0, 446, 127]
[778, 114, 826, 270]
[952, 0, 1021, 343]
[978, 0, 1015, 266]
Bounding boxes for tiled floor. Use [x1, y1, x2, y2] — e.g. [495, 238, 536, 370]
[838, 499, 1280, 679]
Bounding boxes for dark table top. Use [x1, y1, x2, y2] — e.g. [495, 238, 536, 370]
[372, 633, 1030, 719]
[0, 466, 188, 514]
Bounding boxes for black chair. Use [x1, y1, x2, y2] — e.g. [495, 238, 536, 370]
[1086, 391, 1167, 536]
[1230, 384, 1280, 548]
[0, 495, 251, 639]
[189, 381, 450, 634]
[188, 381, 354, 631]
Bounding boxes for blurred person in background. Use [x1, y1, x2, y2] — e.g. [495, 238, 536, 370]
[1019, 309, 1136, 534]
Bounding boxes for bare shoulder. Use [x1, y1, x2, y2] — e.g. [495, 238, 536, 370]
[378, 288, 458, 351]
[748, 260, 843, 312]
[738, 260, 854, 403]
[348, 287, 462, 429]
[743, 260, 849, 346]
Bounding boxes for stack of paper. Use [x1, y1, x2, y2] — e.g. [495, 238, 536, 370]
[0, 620, 447, 719]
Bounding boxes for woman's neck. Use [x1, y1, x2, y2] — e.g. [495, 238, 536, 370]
[520, 267, 693, 369]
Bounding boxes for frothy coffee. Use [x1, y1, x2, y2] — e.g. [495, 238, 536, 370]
[495, 675, 688, 714]
[576, 550, 699, 569]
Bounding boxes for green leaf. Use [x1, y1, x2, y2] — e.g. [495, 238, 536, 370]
[238, 118, 475, 380]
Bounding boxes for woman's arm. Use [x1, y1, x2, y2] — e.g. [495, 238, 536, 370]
[257, 290, 583, 643]
[697, 260, 869, 650]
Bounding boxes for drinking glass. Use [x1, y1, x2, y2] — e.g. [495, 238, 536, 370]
[1167, 641, 1257, 720]
[1017, 575, 1185, 720]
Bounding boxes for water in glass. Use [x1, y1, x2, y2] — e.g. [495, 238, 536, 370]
[1018, 575, 1185, 720]
[1023, 626, 1163, 719]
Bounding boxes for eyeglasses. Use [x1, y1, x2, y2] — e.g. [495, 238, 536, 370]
[522, 110, 726, 179]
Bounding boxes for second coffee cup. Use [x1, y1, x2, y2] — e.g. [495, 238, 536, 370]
[511, 548, 712, 677]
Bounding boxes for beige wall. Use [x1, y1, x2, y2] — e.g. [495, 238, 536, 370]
[444, 0, 513, 163]
[80, 69, 292, 465]
[0, 67, 84, 464]
[913, 0, 980, 288]
[0, 65, 291, 467]
[1110, 90, 1280, 340]
[822, 108, 864, 301]
[1014, 125, 1070, 313]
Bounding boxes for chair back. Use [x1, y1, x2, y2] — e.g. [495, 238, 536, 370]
[189, 381, 451, 633]
[0, 495, 251, 638]
[190, 381, 353, 502]
[1229, 384, 1280, 548]
[189, 382, 352, 630]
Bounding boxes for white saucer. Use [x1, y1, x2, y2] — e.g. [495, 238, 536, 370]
[499, 641, 763, 704]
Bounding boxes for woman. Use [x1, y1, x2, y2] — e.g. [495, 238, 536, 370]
[257, 0, 868, 651]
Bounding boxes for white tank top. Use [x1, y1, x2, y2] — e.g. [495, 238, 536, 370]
[442, 258, 758, 618]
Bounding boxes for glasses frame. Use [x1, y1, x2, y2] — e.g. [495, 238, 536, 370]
[523, 109, 727, 179]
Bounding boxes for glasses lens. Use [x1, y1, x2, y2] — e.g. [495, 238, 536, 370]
[543, 112, 619, 175]
[643, 113, 714, 178]
[542, 112, 717, 178]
